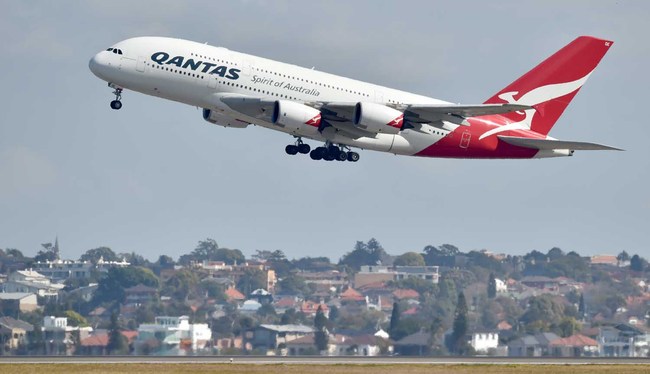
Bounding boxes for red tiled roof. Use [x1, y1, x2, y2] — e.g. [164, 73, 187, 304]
[301, 301, 328, 315]
[274, 297, 297, 308]
[357, 281, 387, 291]
[402, 306, 418, 315]
[590, 255, 618, 265]
[392, 288, 420, 300]
[225, 287, 245, 301]
[80, 331, 137, 347]
[550, 334, 598, 347]
[340, 287, 365, 301]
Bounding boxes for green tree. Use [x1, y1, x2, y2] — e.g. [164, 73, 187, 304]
[630, 254, 645, 272]
[64, 310, 89, 327]
[578, 293, 586, 319]
[163, 268, 199, 301]
[617, 251, 630, 263]
[107, 312, 128, 355]
[557, 317, 581, 337]
[236, 268, 267, 295]
[34, 242, 58, 263]
[80, 247, 119, 264]
[389, 302, 400, 339]
[178, 239, 245, 265]
[450, 292, 469, 354]
[487, 273, 497, 299]
[314, 305, 329, 353]
[92, 267, 159, 306]
[339, 239, 387, 270]
[394, 252, 425, 266]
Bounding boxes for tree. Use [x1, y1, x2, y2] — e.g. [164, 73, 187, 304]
[92, 267, 159, 306]
[119, 252, 149, 267]
[630, 254, 645, 272]
[236, 268, 267, 295]
[34, 242, 58, 263]
[80, 247, 119, 264]
[487, 273, 497, 299]
[557, 317, 581, 338]
[107, 312, 128, 355]
[547, 247, 564, 261]
[163, 268, 199, 301]
[578, 293, 586, 319]
[449, 292, 469, 355]
[617, 251, 630, 263]
[394, 252, 425, 266]
[314, 306, 329, 353]
[339, 239, 387, 270]
[64, 310, 89, 327]
[178, 238, 246, 265]
[389, 302, 400, 339]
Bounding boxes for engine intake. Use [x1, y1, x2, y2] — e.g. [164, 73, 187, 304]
[353, 102, 404, 134]
[272, 100, 321, 132]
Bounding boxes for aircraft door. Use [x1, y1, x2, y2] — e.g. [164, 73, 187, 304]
[460, 131, 471, 148]
[136, 56, 146, 72]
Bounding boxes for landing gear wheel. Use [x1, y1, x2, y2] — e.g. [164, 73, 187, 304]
[310, 150, 322, 160]
[347, 152, 360, 162]
[298, 143, 311, 154]
[285, 145, 299, 155]
[110, 100, 122, 110]
[336, 150, 348, 161]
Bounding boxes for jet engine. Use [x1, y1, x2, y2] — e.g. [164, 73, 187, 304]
[202, 109, 249, 128]
[353, 102, 404, 134]
[272, 100, 322, 132]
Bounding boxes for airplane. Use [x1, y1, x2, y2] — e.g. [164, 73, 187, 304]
[89, 35, 621, 162]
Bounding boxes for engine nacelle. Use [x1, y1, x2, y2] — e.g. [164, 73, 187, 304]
[202, 109, 249, 128]
[353, 102, 404, 134]
[272, 100, 321, 132]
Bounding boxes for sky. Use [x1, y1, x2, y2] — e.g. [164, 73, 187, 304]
[1, 0, 648, 262]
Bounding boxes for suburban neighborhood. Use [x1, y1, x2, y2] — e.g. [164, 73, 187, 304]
[0, 237, 649, 357]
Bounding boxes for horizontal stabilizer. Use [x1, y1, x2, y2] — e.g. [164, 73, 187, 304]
[498, 136, 623, 151]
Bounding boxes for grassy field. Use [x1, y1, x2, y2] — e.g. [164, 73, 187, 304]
[1, 364, 649, 374]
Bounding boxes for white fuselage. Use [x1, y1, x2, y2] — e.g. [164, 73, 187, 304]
[89, 37, 456, 155]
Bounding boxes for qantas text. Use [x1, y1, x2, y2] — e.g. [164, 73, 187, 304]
[150, 52, 240, 80]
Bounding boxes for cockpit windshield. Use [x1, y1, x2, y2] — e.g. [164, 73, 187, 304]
[106, 47, 123, 55]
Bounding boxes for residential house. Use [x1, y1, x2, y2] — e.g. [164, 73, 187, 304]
[394, 331, 432, 356]
[392, 288, 420, 301]
[245, 324, 313, 353]
[78, 329, 138, 355]
[285, 333, 390, 356]
[299, 270, 347, 289]
[468, 330, 499, 354]
[394, 266, 439, 284]
[31, 260, 93, 281]
[249, 288, 273, 304]
[68, 284, 98, 303]
[224, 287, 246, 303]
[135, 316, 212, 355]
[3, 270, 64, 298]
[354, 265, 439, 288]
[598, 323, 649, 357]
[0, 316, 33, 352]
[549, 334, 599, 357]
[508, 332, 560, 357]
[519, 276, 560, 293]
[124, 284, 157, 306]
[0, 292, 38, 316]
[300, 301, 328, 318]
[42, 316, 92, 355]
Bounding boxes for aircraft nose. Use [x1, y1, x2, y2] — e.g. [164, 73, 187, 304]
[89, 51, 110, 79]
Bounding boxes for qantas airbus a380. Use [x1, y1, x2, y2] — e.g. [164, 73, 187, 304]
[89, 36, 621, 162]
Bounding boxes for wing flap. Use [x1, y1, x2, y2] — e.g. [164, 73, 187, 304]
[405, 103, 532, 124]
[498, 136, 623, 151]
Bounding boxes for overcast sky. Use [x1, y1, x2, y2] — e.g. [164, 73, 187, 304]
[1, 1, 648, 262]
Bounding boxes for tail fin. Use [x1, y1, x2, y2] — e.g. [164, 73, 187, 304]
[484, 36, 613, 136]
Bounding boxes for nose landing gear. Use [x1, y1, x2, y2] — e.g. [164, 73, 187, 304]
[109, 84, 123, 110]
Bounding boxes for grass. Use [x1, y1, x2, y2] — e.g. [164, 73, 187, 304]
[0, 364, 649, 374]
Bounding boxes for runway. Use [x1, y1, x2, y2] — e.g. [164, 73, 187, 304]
[1, 356, 649, 365]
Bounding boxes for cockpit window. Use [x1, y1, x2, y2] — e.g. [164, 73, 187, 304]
[106, 48, 123, 55]
[106, 48, 113, 51]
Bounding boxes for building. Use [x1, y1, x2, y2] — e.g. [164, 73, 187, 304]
[3, 270, 64, 298]
[42, 316, 92, 355]
[124, 284, 158, 306]
[204, 262, 277, 293]
[0, 292, 38, 315]
[285, 333, 390, 356]
[354, 265, 439, 288]
[31, 260, 93, 281]
[549, 334, 599, 357]
[598, 323, 649, 357]
[469, 331, 499, 354]
[78, 330, 138, 355]
[0, 317, 33, 352]
[508, 332, 560, 357]
[245, 324, 313, 353]
[394, 331, 432, 356]
[135, 316, 211, 355]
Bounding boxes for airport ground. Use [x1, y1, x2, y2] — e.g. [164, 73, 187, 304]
[1, 357, 650, 374]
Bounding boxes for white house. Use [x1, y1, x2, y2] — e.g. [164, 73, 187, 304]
[136, 316, 211, 355]
[495, 278, 508, 293]
[469, 331, 499, 354]
[3, 270, 64, 298]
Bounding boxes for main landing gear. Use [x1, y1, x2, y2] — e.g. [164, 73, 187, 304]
[109, 84, 123, 110]
[285, 139, 360, 162]
[309, 144, 360, 162]
[285, 138, 311, 155]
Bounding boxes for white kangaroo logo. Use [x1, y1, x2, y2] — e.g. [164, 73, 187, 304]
[479, 72, 593, 140]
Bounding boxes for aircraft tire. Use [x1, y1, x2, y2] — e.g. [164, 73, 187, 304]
[110, 100, 122, 110]
[298, 144, 311, 154]
[285, 145, 299, 155]
[347, 152, 360, 162]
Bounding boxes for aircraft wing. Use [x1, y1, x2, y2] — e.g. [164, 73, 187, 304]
[404, 103, 533, 125]
[498, 136, 623, 151]
[316, 102, 532, 126]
